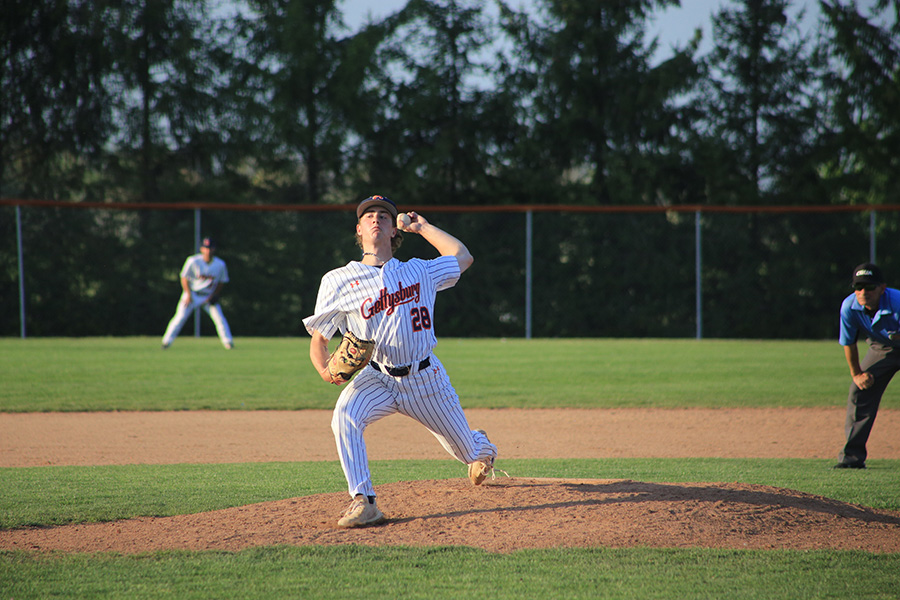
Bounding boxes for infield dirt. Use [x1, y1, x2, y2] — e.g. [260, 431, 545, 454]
[2, 408, 899, 554]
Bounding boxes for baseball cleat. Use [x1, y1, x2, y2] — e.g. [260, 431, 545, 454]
[468, 459, 493, 486]
[337, 495, 385, 528]
[468, 429, 495, 485]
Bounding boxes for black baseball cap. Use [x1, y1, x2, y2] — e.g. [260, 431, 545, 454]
[851, 263, 883, 286]
[201, 237, 216, 249]
[356, 195, 398, 220]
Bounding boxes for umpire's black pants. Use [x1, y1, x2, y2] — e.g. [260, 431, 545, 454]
[839, 341, 898, 466]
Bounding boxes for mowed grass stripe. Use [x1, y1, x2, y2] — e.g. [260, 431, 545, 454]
[0, 337, 848, 410]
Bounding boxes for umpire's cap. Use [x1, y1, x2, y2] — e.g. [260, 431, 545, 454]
[851, 263, 884, 286]
[201, 237, 217, 249]
[356, 195, 398, 220]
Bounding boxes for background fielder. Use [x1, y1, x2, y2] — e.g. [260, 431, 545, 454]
[303, 195, 498, 528]
[162, 237, 233, 350]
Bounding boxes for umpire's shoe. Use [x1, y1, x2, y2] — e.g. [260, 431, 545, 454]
[337, 495, 385, 528]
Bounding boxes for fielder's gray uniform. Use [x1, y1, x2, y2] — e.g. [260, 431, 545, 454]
[303, 255, 497, 499]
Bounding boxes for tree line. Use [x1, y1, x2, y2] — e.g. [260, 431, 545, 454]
[2, 0, 899, 339]
[2, 0, 898, 209]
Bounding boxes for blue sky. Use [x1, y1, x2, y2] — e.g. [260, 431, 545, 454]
[340, 0, 827, 61]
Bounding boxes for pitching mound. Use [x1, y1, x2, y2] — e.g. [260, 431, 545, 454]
[4, 478, 900, 555]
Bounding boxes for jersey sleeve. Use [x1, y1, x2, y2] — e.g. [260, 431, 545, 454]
[428, 255, 462, 292]
[302, 270, 347, 339]
[838, 296, 860, 346]
[218, 259, 229, 284]
[179, 256, 194, 279]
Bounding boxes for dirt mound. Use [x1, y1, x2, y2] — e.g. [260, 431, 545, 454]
[4, 478, 900, 555]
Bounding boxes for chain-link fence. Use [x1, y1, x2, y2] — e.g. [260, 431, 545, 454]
[2, 201, 896, 340]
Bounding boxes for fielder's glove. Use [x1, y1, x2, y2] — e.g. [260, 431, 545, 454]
[206, 292, 221, 306]
[327, 331, 375, 382]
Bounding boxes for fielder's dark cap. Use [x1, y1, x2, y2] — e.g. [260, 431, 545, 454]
[851, 263, 884, 286]
[201, 237, 216, 249]
[356, 195, 398, 220]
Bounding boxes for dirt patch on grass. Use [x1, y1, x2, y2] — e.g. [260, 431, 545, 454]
[3, 478, 900, 555]
[1, 408, 899, 554]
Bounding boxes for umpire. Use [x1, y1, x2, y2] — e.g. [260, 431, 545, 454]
[836, 262, 898, 469]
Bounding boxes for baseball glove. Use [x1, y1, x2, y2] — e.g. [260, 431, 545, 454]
[327, 331, 375, 382]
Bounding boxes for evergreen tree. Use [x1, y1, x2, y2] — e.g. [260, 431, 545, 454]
[105, 0, 229, 203]
[820, 0, 900, 206]
[353, 0, 520, 204]
[229, 0, 378, 204]
[501, 0, 696, 205]
[0, 0, 114, 199]
[695, 0, 827, 205]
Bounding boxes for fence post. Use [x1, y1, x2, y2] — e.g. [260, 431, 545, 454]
[194, 208, 201, 338]
[695, 210, 702, 340]
[525, 210, 533, 340]
[870, 210, 877, 263]
[16, 205, 26, 339]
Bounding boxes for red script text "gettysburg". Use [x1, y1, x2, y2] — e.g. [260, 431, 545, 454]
[361, 282, 421, 318]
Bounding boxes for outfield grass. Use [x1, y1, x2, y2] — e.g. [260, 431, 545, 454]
[0, 337, 849, 411]
[1, 337, 897, 599]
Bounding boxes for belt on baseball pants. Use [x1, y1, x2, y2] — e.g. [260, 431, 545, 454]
[370, 357, 431, 377]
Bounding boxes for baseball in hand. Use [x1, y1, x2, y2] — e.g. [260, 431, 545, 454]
[397, 213, 412, 229]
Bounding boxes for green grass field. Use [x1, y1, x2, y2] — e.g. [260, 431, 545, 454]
[1, 337, 898, 599]
[0, 337, 849, 411]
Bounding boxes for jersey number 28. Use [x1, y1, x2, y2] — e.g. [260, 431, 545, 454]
[410, 306, 432, 331]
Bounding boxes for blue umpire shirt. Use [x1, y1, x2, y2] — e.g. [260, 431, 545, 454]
[839, 287, 900, 347]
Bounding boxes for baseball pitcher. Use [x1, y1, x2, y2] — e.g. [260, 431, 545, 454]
[303, 195, 498, 528]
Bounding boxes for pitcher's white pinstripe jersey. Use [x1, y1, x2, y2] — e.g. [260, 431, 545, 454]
[303, 253, 497, 500]
[303, 255, 459, 367]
